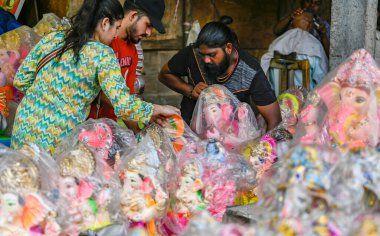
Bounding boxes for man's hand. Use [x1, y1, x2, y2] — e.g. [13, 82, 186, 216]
[190, 82, 208, 99]
[290, 8, 304, 19]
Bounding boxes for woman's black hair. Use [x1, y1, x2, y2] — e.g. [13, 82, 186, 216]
[58, 0, 124, 64]
[195, 21, 239, 49]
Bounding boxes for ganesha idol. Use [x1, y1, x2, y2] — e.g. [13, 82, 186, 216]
[201, 139, 257, 221]
[163, 160, 206, 235]
[56, 144, 116, 235]
[55, 118, 137, 170]
[351, 213, 380, 236]
[190, 85, 261, 151]
[162, 114, 200, 154]
[117, 139, 168, 236]
[0, 150, 60, 235]
[277, 87, 308, 135]
[295, 49, 380, 150]
[0, 26, 41, 103]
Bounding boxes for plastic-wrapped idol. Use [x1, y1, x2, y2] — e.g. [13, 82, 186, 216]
[54, 142, 122, 235]
[191, 85, 263, 151]
[0, 146, 61, 235]
[294, 49, 380, 150]
[161, 114, 200, 153]
[161, 158, 206, 235]
[33, 13, 70, 37]
[0, 26, 41, 104]
[277, 86, 308, 135]
[115, 135, 170, 236]
[55, 118, 136, 168]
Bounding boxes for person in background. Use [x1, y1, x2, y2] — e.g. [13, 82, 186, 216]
[273, 0, 330, 55]
[11, 0, 179, 153]
[88, 0, 166, 133]
[135, 41, 145, 94]
[159, 21, 281, 131]
[261, 11, 328, 95]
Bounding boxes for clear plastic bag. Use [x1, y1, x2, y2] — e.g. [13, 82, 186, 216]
[33, 13, 70, 37]
[190, 85, 262, 151]
[17, 142, 60, 200]
[199, 139, 256, 220]
[115, 135, 170, 235]
[0, 26, 40, 103]
[138, 124, 178, 175]
[293, 49, 380, 150]
[54, 141, 121, 234]
[161, 158, 206, 235]
[277, 86, 308, 135]
[55, 118, 136, 168]
[161, 114, 200, 153]
[0, 147, 61, 235]
[255, 145, 339, 220]
[240, 135, 278, 181]
[0, 26, 41, 53]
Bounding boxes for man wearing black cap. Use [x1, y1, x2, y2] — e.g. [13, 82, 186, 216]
[89, 0, 166, 130]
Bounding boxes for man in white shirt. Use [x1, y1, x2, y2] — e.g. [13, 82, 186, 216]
[261, 12, 328, 96]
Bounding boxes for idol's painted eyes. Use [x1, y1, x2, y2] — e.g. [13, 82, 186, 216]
[355, 96, 367, 104]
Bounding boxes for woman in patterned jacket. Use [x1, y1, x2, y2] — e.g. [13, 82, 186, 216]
[11, 0, 179, 153]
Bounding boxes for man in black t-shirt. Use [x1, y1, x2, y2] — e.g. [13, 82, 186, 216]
[158, 22, 281, 130]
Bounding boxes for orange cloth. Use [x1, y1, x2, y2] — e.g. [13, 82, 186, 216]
[88, 38, 138, 120]
[0, 85, 14, 101]
[146, 194, 158, 236]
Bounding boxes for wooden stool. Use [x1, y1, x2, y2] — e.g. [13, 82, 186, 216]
[268, 51, 311, 96]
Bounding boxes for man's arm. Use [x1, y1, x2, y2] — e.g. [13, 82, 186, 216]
[158, 63, 208, 100]
[247, 60, 282, 131]
[318, 25, 330, 56]
[159, 63, 193, 98]
[273, 8, 304, 36]
[257, 102, 282, 131]
[273, 15, 292, 36]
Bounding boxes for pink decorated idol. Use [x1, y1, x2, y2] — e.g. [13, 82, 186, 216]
[0, 147, 61, 235]
[56, 118, 136, 169]
[200, 139, 256, 220]
[0, 26, 41, 103]
[294, 49, 380, 149]
[162, 159, 206, 235]
[55, 143, 120, 235]
[161, 115, 200, 154]
[116, 136, 169, 236]
[191, 85, 261, 151]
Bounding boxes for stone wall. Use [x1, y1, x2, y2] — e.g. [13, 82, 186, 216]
[330, 0, 378, 69]
[142, 50, 182, 107]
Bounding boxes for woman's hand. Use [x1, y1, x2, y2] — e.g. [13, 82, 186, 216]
[151, 104, 181, 125]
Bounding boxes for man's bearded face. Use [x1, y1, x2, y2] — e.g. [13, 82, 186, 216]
[205, 50, 230, 79]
